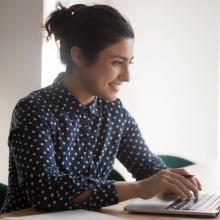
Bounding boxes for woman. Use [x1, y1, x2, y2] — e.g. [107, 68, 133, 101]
[1, 2, 201, 213]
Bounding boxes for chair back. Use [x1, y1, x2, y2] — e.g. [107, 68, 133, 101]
[0, 183, 7, 209]
[158, 155, 194, 168]
[107, 169, 125, 181]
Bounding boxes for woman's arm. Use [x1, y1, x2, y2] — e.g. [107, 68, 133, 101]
[115, 108, 200, 200]
[9, 99, 118, 211]
[115, 168, 200, 202]
[117, 109, 167, 180]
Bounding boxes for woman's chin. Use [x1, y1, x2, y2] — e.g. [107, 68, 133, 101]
[100, 94, 118, 102]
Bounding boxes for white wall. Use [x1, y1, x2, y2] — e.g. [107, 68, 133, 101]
[218, 0, 220, 163]
[0, 0, 43, 184]
[111, 1, 219, 181]
[111, 0, 219, 162]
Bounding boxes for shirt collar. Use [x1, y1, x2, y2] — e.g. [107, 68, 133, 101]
[51, 72, 99, 117]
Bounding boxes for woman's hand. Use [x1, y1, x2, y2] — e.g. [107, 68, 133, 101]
[168, 168, 202, 196]
[136, 168, 202, 200]
[115, 168, 202, 202]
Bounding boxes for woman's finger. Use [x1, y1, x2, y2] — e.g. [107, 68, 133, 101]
[187, 177, 199, 198]
[167, 171, 199, 196]
[195, 177, 202, 191]
[162, 175, 193, 199]
[162, 178, 191, 198]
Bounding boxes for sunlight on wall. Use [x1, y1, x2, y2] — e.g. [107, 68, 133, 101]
[41, 0, 64, 87]
[41, 39, 65, 87]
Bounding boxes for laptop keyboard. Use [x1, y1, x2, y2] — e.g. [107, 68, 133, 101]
[166, 194, 220, 211]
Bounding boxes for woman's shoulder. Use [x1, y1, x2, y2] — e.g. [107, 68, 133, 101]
[14, 85, 53, 114]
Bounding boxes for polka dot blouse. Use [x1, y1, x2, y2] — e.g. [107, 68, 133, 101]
[1, 72, 167, 213]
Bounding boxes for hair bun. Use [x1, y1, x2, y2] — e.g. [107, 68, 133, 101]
[67, 4, 87, 16]
[56, 2, 87, 15]
[45, 2, 86, 41]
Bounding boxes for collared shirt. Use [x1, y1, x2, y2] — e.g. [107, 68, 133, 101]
[1, 73, 166, 213]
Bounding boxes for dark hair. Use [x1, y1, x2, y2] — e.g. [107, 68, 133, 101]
[44, 2, 134, 70]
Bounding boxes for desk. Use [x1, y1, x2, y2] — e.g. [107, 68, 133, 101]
[1, 161, 220, 220]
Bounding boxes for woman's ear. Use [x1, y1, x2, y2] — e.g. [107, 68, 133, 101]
[70, 47, 85, 67]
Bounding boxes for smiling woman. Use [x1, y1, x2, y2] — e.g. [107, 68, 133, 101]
[63, 38, 134, 104]
[2, 1, 201, 214]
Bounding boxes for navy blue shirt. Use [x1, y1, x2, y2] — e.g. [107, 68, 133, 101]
[1, 73, 166, 213]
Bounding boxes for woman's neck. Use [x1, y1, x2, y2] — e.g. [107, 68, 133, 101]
[63, 70, 95, 106]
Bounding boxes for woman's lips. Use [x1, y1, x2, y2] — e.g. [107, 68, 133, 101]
[109, 83, 122, 92]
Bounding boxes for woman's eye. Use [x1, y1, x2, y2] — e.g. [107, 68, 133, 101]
[112, 61, 123, 66]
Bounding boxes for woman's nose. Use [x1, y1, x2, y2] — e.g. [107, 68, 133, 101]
[119, 66, 130, 82]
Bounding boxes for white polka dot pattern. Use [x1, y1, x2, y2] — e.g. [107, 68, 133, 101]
[1, 73, 166, 213]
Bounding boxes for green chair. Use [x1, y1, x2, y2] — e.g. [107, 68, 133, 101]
[107, 169, 125, 181]
[158, 155, 195, 168]
[0, 183, 7, 209]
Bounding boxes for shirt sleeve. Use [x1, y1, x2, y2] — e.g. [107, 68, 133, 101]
[117, 109, 167, 180]
[9, 99, 118, 211]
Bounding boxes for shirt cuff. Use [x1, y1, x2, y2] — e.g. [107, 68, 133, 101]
[81, 180, 119, 210]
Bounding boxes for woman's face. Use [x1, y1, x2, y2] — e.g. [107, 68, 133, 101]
[78, 38, 134, 102]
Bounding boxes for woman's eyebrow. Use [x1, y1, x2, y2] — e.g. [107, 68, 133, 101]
[110, 55, 134, 61]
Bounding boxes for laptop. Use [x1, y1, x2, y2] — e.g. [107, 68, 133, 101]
[124, 193, 220, 217]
